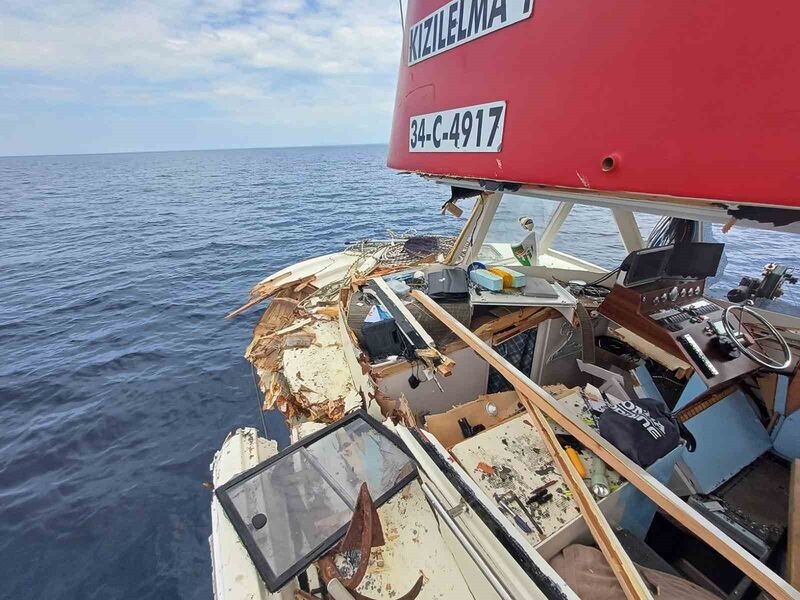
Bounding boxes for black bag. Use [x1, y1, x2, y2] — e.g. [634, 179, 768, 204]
[598, 397, 692, 468]
[426, 267, 469, 301]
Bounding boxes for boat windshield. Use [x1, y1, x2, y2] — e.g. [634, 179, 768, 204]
[479, 194, 800, 317]
[481, 195, 633, 269]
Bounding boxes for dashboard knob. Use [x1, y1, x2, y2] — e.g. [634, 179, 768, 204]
[653, 296, 660, 305]
[680, 288, 687, 297]
[688, 288, 694, 296]
[695, 286, 701, 295]
[669, 286, 679, 302]
[660, 293, 668, 302]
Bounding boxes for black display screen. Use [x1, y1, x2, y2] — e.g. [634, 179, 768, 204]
[665, 242, 724, 279]
[624, 246, 673, 286]
[623, 242, 725, 287]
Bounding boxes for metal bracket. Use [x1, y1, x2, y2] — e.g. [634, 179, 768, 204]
[446, 500, 469, 518]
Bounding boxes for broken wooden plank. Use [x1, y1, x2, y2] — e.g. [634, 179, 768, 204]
[410, 289, 800, 600]
[526, 403, 654, 600]
[789, 459, 800, 591]
[492, 308, 554, 345]
[473, 306, 543, 338]
[225, 274, 315, 319]
[312, 305, 340, 319]
[251, 297, 299, 339]
[248, 270, 294, 299]
[273, 317, 313, 337]
[612, 326, 691, 375]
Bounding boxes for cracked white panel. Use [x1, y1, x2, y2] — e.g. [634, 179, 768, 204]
[282, 320, 362, 414]
[252, 251, 360, 292]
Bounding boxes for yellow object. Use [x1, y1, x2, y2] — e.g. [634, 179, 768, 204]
[488, 267, 514, 287]
[565, 446, 587, 478]
[488, 266, 526, 288]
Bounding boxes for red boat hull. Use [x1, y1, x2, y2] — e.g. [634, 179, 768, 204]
[388, 0, 800, 208]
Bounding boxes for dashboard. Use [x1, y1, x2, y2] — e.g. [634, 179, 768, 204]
[599, 276, 759, 387]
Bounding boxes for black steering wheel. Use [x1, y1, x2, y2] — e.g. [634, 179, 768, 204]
[722, 302, 792, 370]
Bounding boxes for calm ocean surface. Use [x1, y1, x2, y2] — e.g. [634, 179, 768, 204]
[1, 144, 797, 599]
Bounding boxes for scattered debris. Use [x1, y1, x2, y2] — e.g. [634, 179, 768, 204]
[231, 236, 457, 425]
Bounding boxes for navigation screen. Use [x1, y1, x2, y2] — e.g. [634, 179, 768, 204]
[624, 246, 672, 286]
[666, 242, 724, 278]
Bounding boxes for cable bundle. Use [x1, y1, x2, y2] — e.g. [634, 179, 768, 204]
[647, 217, 698, 247]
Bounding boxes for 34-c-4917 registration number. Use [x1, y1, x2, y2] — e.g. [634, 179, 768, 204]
[409, 101, 506, 153]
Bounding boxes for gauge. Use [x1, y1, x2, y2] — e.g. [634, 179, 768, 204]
[669, 286, 679, 302]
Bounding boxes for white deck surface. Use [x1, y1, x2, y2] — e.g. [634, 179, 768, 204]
[356, 480, 476, 600]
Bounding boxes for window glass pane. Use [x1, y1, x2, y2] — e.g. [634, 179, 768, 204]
[483, 195, 628, 270]
[219, 416, 416, 589]
[305, 419, 416, 504]
[484, 195, 556, 244]
[226, 449, 352, 577]
[705, 225, 800, 317]
[550, 204, 627, 270]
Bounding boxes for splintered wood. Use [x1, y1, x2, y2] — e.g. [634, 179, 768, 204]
[258, 317, 361, 422]
[226, 273, 316, 319]
[232, 269, 352, 421]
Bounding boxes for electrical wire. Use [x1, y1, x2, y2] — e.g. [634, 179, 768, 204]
[647, 217, 698, 247]
[584, 267, 621, 287]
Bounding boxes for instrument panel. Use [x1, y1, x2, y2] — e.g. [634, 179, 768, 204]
[640, 280, 706, 308]
[599, 278, 758, 387]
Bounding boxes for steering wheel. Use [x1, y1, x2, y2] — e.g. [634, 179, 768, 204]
[722, 302, 792, 370]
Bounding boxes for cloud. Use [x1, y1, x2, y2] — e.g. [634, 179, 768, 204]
[0, 0, 406, 154]
[1, 0, 401, 77]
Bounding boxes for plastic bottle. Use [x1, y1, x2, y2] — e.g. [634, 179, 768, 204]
[511, 217, 538, 266]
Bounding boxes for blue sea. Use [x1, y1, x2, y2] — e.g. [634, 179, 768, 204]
[1, 145, 797, 599]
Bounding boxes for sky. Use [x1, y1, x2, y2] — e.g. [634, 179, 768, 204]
[0, 0, 405, 156]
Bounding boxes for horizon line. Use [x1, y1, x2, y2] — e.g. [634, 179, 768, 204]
[0, 141, 389, 160]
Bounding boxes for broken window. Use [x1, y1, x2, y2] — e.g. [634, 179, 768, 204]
[215, 410, 417, 591]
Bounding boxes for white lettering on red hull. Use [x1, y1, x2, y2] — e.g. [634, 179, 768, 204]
[408, 0, 533, 66]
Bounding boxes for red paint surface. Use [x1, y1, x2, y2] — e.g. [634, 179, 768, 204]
[388, 0, 800, 207]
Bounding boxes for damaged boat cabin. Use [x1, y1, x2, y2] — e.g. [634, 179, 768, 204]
[210, 2, 800, 599]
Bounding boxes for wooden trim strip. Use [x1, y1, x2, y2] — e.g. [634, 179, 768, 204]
[674, 385, 737, 423]
[410, 289, 800, 600]
[526, 402, 654, 600]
